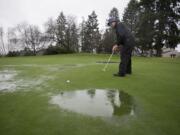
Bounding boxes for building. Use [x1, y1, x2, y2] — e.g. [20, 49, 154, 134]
[162, 48, 180, 58]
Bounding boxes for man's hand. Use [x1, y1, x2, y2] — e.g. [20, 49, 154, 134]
[112, 45, 119, 52]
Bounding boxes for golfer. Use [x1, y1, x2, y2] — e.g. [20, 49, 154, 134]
[108, 17, 135, 77]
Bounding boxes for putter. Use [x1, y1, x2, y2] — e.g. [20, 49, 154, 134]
[102, 51, 114, 71]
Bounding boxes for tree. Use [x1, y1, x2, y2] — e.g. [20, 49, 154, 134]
[122, 0, 139, 35]
[7, 27, 20, 52]
[56, 12, 68, 51]
[89, 11, 101, 53]
[135, 0, 180, 57]
[45, 14, 79, 54]
[12, 23, 43, 55]
[136, 0, 156, 56]
[109, 7, 120, 20]
[44, 18, 57, 46]
[28, 25, 42, 55]
[153, 0, 180, 56]
[0, 27, 6, 55]
[56, 13, 79, 53]
[79, 18, 86, 52]
[15, 23, 29, 50]
[82, 11, 101, 53]
[102, 7, 120, 53]
[66, 16, 79, 52]
[102, 29, 116, 53]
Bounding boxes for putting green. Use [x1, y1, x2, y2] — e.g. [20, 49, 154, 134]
[0, 54, 180, 135]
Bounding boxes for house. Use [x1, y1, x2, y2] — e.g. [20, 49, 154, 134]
[162, 48, 180, 58]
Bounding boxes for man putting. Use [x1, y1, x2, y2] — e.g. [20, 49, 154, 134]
[108, 17, 135, 77]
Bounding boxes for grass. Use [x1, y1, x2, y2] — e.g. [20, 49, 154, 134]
[0, 53, 180, 135]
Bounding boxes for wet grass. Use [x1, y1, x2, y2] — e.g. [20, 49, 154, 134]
[0, 53, 180, 135]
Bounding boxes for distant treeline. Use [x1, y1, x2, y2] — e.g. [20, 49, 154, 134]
[0, 0, 179, 57]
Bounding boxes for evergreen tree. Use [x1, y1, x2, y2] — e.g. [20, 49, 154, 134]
[66, 16, 79, 52]
[56, 12, 67, 50]
[122, 0, 139, 35]
[82, 11, 101, 53]
[102, 29, 116, 53]
[109, 7, 120, 20]
[70, 23, 79, 52]
[153, 0, 179, 56]
[80, 18, 86, 52]
[102, 7, 119, 53]
[136, 0, 180, 57]
[136, 0, 156, 56]
[44, 18, 57, 44]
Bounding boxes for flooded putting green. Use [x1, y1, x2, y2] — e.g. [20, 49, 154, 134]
[50, 89, 135, 117]
[0, 70, 17, 92]
[0, 69, 54, 92]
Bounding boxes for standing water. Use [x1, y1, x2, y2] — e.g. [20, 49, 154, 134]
[50, 89, 135, 117]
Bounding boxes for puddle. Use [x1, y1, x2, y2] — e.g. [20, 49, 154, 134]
[3, 64, 84, 68]
[3, 64, 86, 72]
[0, 64, 88, 92]
[0, 70, 18, 92]
[0, 69, 54, 92]
[0, 70, 17, 81]
[50, 89, 135, 117]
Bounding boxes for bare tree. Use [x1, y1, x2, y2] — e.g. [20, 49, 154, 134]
[28, 25, 42, 54]
[44, 18, 57, 45]
[7, 23, 47, 55]
[17, 23, 33, 50]
[7, 27, 20, 52]
[15, 23, 44, 55]
[0, 27, 6, 55]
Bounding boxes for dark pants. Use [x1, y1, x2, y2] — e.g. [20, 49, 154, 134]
[119, 46, 132, 75]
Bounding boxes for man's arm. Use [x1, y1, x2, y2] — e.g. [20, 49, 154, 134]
[116, 23, 126, 46]
[112, 44, 122, 52]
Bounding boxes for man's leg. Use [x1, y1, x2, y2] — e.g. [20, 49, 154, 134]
[126, 57, 132, 74]
[118, 48, 129, 76]
[126, 50, 132, 74]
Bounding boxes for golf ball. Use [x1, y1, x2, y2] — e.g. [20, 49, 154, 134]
[66, 80, 70, 83]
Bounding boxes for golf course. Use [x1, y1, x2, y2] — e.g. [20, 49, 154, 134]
[0, 54, 179, 135]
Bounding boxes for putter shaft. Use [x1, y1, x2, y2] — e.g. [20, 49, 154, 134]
[102, 52, 114, 71]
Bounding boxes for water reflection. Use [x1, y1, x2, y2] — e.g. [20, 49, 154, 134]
[50, 89, 134, 117]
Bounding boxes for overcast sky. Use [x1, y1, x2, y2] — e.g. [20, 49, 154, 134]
[1, 0, 179, 51]
[0, 0, 130, 31]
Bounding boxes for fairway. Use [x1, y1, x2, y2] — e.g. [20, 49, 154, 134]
[0, 54, 180, 135]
